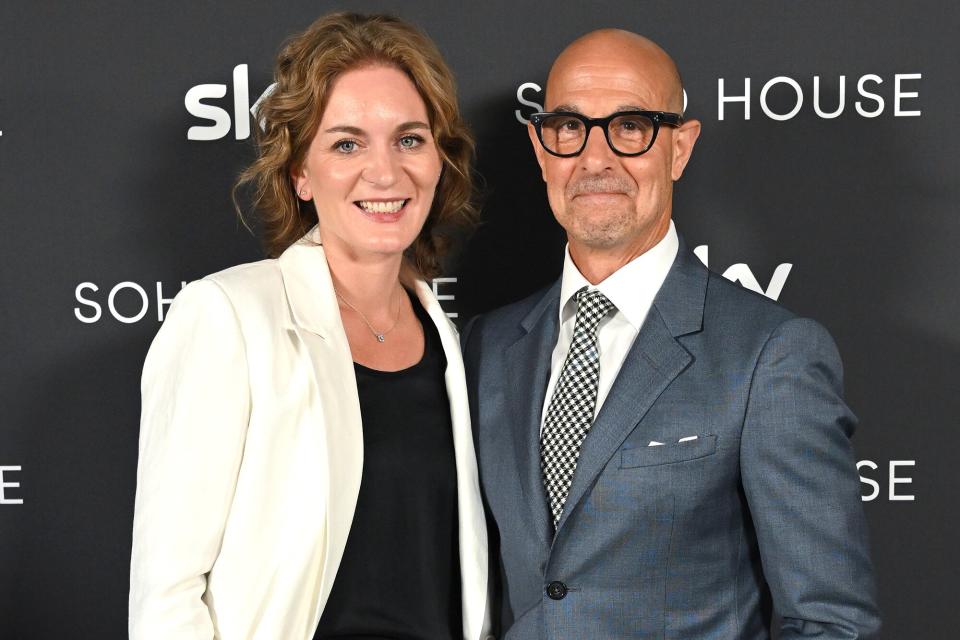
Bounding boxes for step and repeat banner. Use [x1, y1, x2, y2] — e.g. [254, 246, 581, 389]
[1, 1, 956, 637]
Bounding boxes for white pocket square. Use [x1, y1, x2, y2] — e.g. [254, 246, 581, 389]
[648, 435, 699, 446]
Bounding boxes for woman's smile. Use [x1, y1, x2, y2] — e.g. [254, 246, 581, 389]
[355, 198, 410, 222]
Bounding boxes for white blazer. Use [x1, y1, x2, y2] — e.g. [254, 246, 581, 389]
[129, 228, 490, 640]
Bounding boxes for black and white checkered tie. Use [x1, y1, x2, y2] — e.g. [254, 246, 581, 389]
[540, 287, 615, 528]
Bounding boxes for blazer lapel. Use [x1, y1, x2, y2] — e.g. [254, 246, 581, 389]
[555, 241, 707, 534]
[411, 277, 489, 640]
[277, 229, 364, 625]
[504, 282, 561, 548]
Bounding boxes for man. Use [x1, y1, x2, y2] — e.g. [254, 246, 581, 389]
[462, 29, 880, 639]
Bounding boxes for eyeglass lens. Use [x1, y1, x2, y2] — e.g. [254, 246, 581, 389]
[539, 114, 656, 155]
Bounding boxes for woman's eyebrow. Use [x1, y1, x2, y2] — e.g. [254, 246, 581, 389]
[397, 121, 430, 131]
[323, 125, 364, 135]
[322, 122, 429, 135]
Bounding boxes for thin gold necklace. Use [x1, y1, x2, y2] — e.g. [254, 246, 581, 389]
[334, 286, 402, 343]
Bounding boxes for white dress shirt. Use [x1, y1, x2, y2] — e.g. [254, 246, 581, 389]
[541, 220, 679, 431]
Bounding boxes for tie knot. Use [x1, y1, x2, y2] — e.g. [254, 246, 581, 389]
[573, 288, 614, 335]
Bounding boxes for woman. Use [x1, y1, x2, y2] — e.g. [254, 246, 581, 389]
[129, 13, 490, 640]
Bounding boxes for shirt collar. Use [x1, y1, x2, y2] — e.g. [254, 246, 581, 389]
[558, 220, 679, 330]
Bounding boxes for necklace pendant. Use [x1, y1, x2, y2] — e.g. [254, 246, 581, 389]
[376, 334, 385, 343]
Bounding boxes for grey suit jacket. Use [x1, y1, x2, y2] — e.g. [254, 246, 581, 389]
[462, 238, 880, 639]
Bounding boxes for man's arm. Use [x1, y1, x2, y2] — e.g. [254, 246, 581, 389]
[740, 317, 881, 639]
[458, 312, 504, 638]
[459, 313, 481, 354]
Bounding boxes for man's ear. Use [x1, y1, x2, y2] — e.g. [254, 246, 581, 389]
[528, 122, 548, 182]
[671, 118, 701, 181]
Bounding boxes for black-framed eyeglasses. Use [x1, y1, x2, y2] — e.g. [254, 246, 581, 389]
[529, 110, 683, 158]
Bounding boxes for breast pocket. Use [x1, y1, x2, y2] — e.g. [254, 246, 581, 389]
[619, 434, 718, 468]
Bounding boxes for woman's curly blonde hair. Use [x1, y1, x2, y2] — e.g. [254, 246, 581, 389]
[235, 12, 476, 278]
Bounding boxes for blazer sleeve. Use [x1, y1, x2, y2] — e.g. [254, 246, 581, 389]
[129, 279, 251, 640]
[740, 317, 881, 639]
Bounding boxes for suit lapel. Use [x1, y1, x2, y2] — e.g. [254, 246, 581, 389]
[504, 282, 561, 548]
[555, 306, 691, 532]
[555, 241, 707, 534]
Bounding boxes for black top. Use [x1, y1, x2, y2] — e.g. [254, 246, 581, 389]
[313, 294, 462, 640]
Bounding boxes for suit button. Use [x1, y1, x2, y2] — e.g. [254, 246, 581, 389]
[546, 581, 567, 600]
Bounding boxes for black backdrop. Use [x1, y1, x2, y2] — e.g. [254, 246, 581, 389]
[1, 2, 957, 637]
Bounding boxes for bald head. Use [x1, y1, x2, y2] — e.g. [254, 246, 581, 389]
[528, 28, 701, 282]
[546, 29, 684, 114]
